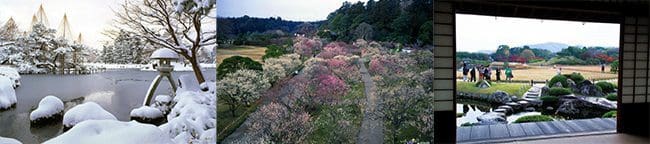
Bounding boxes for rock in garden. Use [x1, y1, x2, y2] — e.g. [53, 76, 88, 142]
[556, 99, 614, 119]
[477, 80, 491, 88]
[30, 95, 64, 125]
[0, 76, 17, 110]
[0, 136, 21, 144]
[577, 80, 605, 97]
[517, 101, 529, 107]
[489, 91, 512, 104]
[506, 102, 521, 110]
[494, 109, 509, 115]
[63, 102, 117, 130]
[44, 120, 173, 144]
[541, 86, 550, 96]
[545, 106, 554, 111]
[526, 107, 537, 112]
[130, 106, 165, 125]
[553, 82, 563, 88]
[477, 112, 507, 125]
[151, 95, 172, 115]
[498, 105, 513, 113]
[567, 79, 577, 89]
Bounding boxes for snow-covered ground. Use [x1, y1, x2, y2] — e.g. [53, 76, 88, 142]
[30, 95, 64, 121]
[83, 62, 215, 71]
[0, 136, 21, 144]
[130, 106, 163, 119]
[44, 120, 174, 144]
[62, 102, 117, 128]
[0, 76, 17, 109]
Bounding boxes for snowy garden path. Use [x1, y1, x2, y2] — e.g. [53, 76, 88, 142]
[357, 59, 384, 144]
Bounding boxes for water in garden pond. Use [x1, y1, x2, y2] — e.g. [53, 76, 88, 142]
[0, 69, 216, 143]
[456, 103, 542, 127]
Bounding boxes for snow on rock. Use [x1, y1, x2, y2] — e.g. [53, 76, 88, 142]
[44, 120, 174, 144]
[130, 106, 164, 119]
[151, 48, 179, 59]
[0, 76, 17, 110]
[0, 66, 21, 88]
[159, 89, 215, 143]
[140, 62, 196, 71]
[199, 128, 216, 144]
[63, 102, 117, 128]
[30, 95, 64, 122]
[152, 95, 172, 115]
[0, 136, 21, 144]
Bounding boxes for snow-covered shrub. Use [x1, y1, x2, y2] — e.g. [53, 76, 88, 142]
[152, 95, 173, 115]
[44, 120, 173, 144]
[0, 76, 16, 110]
[30, 95, 64, 124]
[159, 89, 216, 143]
[62, 102, 117, 128]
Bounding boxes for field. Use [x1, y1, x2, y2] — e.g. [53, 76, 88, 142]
[457, 65, 618, 82]
[457, 81, 531, 98]
[217, 45, 267, 64]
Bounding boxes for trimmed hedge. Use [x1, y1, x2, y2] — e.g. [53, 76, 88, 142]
[548, 75, 568, 87]
[602, 110, 617, 118]
[217, 56, 263, 79]
[606, 94, 617, 101]
[540, 96, 559, 104]
[513, 115, 554, 123]
[548, 87, 572, 96]
[596, 82, 617, 93]
[563, 72, 585, 84]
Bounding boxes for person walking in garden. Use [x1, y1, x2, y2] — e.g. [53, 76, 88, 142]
[470, 66, 476, 82]
[495, 67, 501, 81]
[505, 67, 513, 81]
[601, 63, 606, 72]
[478, 65, 484, 81]
[462, 63, 469, 81]
[557, 67, 562, 75]
[484, 65, 491, 81]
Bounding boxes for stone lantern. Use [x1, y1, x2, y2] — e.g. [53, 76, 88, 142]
[143, 48, 178, 106]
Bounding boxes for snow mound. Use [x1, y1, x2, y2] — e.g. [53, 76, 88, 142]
[155, 95, 172, 103]
[44, 120, 173, 144]
[30, 95, 64, 120]
[0, 136, 21, 144]
[199, 128, 216, 144]
[151, 49, 178, 59]
[130, 106, 163, 119]
[159, 89, 215, 143]
[0, 76, 17, 109]
[63, 102, 117, 127]
[0, 66, 21, 88]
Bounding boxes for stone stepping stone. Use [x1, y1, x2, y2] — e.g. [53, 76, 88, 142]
[521, 122, 544, 136]
[591, 118, 616, 130]
[563, 120, 588, 132]
[489, 124, 510, 139]
[506, 124, 526, 137]
[537, 121, 563, 135]
[494, 109, 508, 114]
[470, 125, 490, 140]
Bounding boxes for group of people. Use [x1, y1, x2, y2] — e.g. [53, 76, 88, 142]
[462, 62, 513, 82]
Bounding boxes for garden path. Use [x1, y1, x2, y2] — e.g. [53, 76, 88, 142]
[357, 59, 384, 144]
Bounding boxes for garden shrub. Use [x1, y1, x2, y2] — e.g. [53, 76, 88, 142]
[596, 82, 617, 93]
[548, 87, 572, 96]
[262, 44, 289, 61]
[610, 60, 619, 72]
[602, 110, 617, 118]
[548, 75, 568, 87]
[606, 94, 617, 101]
[217, 56, 263, 79]
[563, 72, 585, 84]
[513, 115, 554, 123]
[540, 96, 559, 105]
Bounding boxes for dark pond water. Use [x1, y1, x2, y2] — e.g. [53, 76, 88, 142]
[0, 69, 216, 143]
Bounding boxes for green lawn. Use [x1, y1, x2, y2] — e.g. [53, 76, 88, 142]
[217, 101, 261, 142]
[457, 81, 531, 98]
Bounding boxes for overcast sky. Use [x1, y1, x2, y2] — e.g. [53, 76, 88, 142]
[0, 0, 120, 49]
[456, 14, 620, 52]
[217, 0, 363, 21]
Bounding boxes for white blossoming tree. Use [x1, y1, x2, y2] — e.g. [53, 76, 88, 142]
[217, 69, 270, 116]
[263, 54, 301, 83]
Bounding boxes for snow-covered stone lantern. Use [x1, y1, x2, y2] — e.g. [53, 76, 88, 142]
[143, 49, 178, 106]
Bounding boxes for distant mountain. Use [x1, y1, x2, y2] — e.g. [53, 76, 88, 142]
[477, 50, 494, 54]
[524, 42, 569, 53]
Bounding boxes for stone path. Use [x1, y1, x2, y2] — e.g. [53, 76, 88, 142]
[457, 118, 617, 143]
[356, 59, 384, 144]
[523, 84, 545, 100]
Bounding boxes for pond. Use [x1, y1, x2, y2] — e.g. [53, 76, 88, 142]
[456, 102, 544, 127]
[0, 69, 216, 143]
